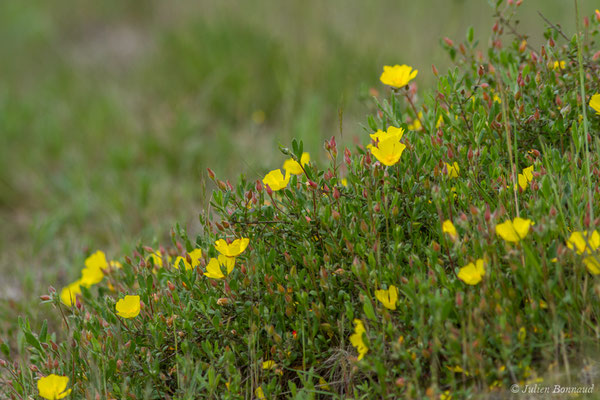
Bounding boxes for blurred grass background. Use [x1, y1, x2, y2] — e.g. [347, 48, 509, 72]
[0, 0, 595, 331]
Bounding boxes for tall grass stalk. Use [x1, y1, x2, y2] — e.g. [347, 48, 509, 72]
[573, 0, 594, 227]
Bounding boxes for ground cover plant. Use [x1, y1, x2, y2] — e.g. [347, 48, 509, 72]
[2, 1, 600, 398]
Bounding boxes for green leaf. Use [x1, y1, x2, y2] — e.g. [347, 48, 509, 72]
[363, 299, 377, 322]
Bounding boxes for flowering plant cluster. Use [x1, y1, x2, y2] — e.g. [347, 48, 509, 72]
[3, 3, 600, 399]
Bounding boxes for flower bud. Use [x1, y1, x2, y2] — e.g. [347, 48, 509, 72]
[443, 37, 454, 47]
[519, 40, 527, 53]
[432, 64, 439, 77]
[40, 295, 51, 301]
[344, 148, 351, 165]
[333, 187, 341, 200]
[207, 168, 215, 180]
[265, 184, 273, 196]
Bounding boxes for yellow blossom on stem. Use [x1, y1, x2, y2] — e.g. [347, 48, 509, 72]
[516, 165, 534, 190]
[349, 319, 368, 360]
[553, 60, 566, 70]
[374, 285, 398, 310]
[495, 218, 534, 243]
[215, 238, 249, 257]
[115, 295, 141, 318]
[566, 230, 600, 254]
[255, 387, 266, 400]
[380, 64, 418, 88]
[60, 281, 82, 307]
[37, 374, 71, 400]
[283, 152, 310, 175]
[204, 255, 235, 279]
[147, 251, 169, 268]
[457, 259, 485, 285]
[262, 360, 276, 370]
[80, 250, 107, 287]
[590, 94, 600, 115]
[407, 112, 423, 131]
[445, 162, 460, 178]
[442, 220, 458, 240]
[262, 169, 291, 191]
[566, 230, 600, 275]
[172, 256, 192, 271]
[370, 136, 406, 166]
[369, 126, 404, 143]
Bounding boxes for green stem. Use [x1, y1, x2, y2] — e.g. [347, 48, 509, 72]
[574, 0, 594, 226]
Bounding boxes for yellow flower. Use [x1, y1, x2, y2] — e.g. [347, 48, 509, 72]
[37, 374, 72, 400]
[567, 230, 600, 255]
[583, 256, 600, 275]
[319, 377, 331, 391]
[215, 238, 249, 257]
[115, 295, 141, 318]
[283, 152, 310, 175]
[262, 360, 276, 369]
[380, 64, 418, 88]
[369, 126, 404, 143]
[147, 251, 168, 268]
[349, 319, 368, 360]
[341, 178, 348, 187]
[516, 165, 534, 190]
[374, 285, 398, 310]
[445, 162, 459, 178]
[436, 115, 444, 128]
[440, 390, 452, 400]
[60, 281, 82, 307]
[567, 230, 600, 275]
[407, 112, 423, 131]
[172, 249, 202, 270]
[255, 387, 266, 400]
[188, 248, 203, 267]
[108, 260, 122, 270]
[495, 218, 534, 243]
[457, 259, 485, 285]
[553, 60, 566, 70]
[204, 255, 235, 279]
[80, 250, 107, 287]
[370, 136, 406, 166]
[590, 94, 600, 115]
[442, 220, 458, 240]
[262, 169, 290, 191]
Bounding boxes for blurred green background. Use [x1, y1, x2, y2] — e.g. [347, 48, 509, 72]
[0, 0, 595, 327]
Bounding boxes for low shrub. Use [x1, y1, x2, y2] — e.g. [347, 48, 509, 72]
[2, 2, 600, 399]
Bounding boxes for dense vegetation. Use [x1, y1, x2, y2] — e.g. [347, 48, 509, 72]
[2, 1, 600, 399]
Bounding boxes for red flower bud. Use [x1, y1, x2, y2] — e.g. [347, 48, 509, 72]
[207, 168, 215, 180]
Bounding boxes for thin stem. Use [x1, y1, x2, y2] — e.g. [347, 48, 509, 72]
[495, 70, 520, 217]
[574, 0, 594, 227]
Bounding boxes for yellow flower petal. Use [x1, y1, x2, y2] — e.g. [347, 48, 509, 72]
[215, 238, 250, 257]
[374, 285, 398, 310]
[589, 93, 600, 115]
[262, 169, 291, 191]
[380, 64, 418, 88]
[60, 281, 82, 307]
[442, 220, 458, 240]
[445, 162, 459, 178]
[457, 259, 485, 285]
[495, 218, 533, 243]
[349, 319, 368, 360]
[37, 374, 71, 400]
[283, 153, 310, 175]
[204, 258, 226, 279]
[370, 136, 406, 166]
[115, 295, 141, 318]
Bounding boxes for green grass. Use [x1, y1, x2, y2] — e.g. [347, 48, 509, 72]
[0, 0, 599, 389]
